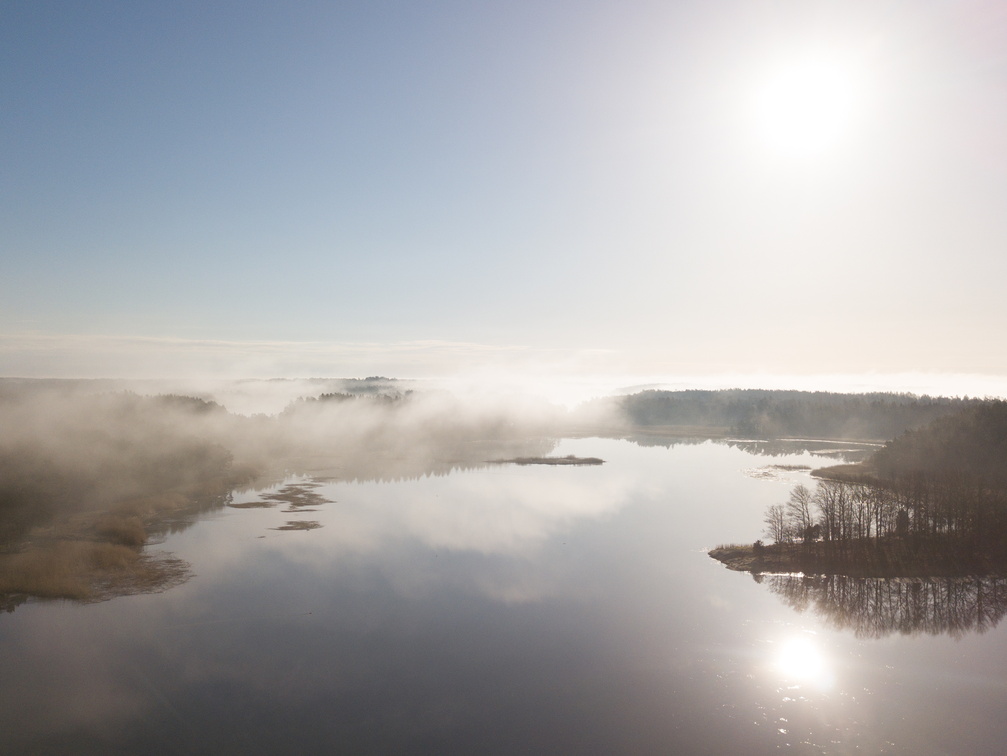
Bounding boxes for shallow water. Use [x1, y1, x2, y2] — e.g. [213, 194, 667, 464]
[3, 437, 1007, 754]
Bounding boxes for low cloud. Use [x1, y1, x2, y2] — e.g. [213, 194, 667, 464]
[0, 333, 616, 385]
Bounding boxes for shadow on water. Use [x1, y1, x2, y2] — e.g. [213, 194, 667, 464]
[760, 573, 1007, 639]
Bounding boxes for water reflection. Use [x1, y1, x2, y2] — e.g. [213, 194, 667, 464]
[613, 433, 710, 449]
[617, 434, 878, 464]
[5, 438, 1007, 754]
[726, 438, 879, 464]
[771, 634, 835, 691]
[0, 433, 561, 614]
[226, 455, 635, 584]
[762, 574, 1007, 639]
[235, 437, 559, 490]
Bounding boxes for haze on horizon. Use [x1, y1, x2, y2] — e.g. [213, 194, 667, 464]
[3, 1, 1007, 387]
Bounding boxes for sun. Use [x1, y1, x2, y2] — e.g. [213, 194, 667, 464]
[752, 55, 861, 158]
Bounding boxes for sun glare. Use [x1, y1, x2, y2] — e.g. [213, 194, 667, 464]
[772, 635, 835, 690]
[753, 55, 861, 158]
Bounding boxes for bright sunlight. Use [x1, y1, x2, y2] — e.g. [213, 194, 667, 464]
[772, 635, 835, 690]
[753, 54, 862, 158]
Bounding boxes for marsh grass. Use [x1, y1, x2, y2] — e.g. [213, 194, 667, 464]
[263, 484, 332, 508]
[0, 490, 207, 604]
[228, 481, 333, 510]
[0, 541, 142, 599]
[272, 520, 322, 531]
[227, 499, 276, 509]
[491, 455, 605, 466]
[94, 515, 147, 546]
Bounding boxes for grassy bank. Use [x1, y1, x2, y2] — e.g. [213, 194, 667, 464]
[0, 469, 253, 607]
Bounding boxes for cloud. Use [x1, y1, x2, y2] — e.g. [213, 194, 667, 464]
[4, 332, 1006, 406]
[0, 333, 615, 382]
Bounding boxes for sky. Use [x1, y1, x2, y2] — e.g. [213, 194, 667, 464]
[3, 0, 1007, 393]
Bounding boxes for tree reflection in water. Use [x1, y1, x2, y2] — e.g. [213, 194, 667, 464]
[760, 574, 1007, 639]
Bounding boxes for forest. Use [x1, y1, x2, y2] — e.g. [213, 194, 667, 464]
[747, 401, 1007, 575]
[606, 388, 979, 439]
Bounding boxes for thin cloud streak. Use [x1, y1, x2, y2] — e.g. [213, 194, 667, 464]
[2, 333, 1006, 407]
[0, 333, 616, 381]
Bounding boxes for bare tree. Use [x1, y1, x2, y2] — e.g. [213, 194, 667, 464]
[764, 503, 789, 544]
[785, 484, 814, 541]
[814, 480, 850, 542]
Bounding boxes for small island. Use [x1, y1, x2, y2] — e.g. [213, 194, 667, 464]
[711, 401, 1007, 578]
[490, 455, 604, 466]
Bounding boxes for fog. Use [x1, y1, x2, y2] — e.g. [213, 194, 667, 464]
[0, 377, 583, 520]
[0, 374, 998, 610]
[0, 377, 609, 608]
[7, 375, 1007, 753]
[0, 375, 984, 540]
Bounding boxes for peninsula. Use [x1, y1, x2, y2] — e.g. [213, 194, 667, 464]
[711, 401, 1007, 578]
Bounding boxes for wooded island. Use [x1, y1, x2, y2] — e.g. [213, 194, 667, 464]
[711, 401, 1007, 577]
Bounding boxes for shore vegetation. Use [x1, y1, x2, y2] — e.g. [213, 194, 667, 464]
[713, 401, 1007, 577]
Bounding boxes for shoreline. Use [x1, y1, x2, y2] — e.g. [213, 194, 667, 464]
[709, 541, 1007, 579]
[0, 469, 253, 606]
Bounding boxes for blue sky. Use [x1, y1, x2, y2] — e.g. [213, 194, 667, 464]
[4, 1, 1007, 386]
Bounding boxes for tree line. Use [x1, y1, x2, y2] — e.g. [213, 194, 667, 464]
[610, 389, 980, 440]
[763, 401, 1007, 560]
[765, 475, 1007, 554]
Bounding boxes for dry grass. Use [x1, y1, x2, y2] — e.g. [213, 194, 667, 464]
[0, 491, 205, 604]
[227, 499, 276, 509]
[110, 492, 191, 518]
[94, 515, 147, 546]
[271, 520, 322, 531]
[0, 541, 139, 600]
[491, 455, 605, 466]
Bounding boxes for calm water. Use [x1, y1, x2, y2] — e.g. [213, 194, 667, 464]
[3, 437, 1007, 754]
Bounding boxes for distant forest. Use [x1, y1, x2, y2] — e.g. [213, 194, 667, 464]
[870, 401, 1007, 489]
[610, 389, 981, 440]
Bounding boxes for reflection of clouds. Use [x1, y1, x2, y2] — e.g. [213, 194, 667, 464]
[0, 604, 160, 743]
[298, 464, 631, 558]
[727, 439, 878, 464]
[170, 443, 641, 606]
[764, 574, 1007, 639]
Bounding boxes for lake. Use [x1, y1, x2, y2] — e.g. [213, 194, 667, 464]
[3, 436, 1007, 754]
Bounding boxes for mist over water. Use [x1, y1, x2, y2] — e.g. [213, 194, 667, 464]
[8, 369, 1004, 417]
[4, 434, 1007, 754]
[3, 377, 1007, 753]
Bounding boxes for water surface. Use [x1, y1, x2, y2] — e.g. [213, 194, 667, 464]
[3, 437, 1007, 754]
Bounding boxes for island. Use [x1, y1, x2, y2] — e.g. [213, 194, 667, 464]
[711, 400, 1007, 578]
[490, 455, 605, 466]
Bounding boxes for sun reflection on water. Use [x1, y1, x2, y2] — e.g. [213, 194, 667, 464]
[771, 634, 835, 691]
